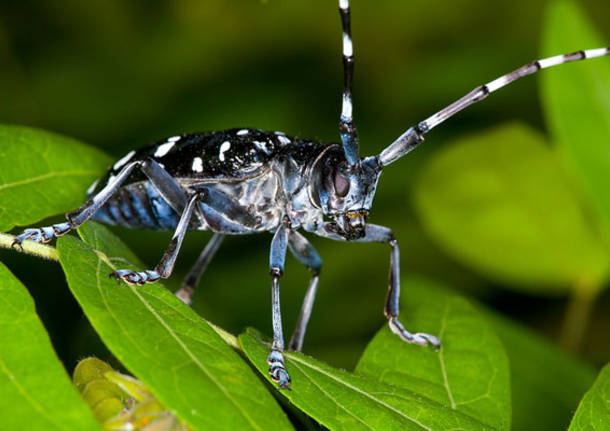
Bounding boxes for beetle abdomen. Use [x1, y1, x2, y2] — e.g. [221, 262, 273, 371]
[92, 182, 180, 231]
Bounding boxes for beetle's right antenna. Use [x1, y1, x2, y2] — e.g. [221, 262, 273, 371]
[377, 47, 610, 167]
[338, 0, 360, 167]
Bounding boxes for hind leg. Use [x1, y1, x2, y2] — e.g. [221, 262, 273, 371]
[175, 233, 225, 305]
[12, 158, 187, 247]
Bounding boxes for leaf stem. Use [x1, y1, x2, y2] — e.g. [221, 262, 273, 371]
[0, 232, 58, 261]
[560, 280, 598, 352]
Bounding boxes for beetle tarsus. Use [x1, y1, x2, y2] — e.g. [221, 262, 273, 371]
[267, 349, 291, 389]
[388, 317, 441, 350]
[13, 222, 72, 247]
[110, 269, 161, 285]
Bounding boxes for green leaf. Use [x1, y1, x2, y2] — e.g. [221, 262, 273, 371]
[569, 363, 610, 430]
[56, 222, 292, 431]
[485, 311, 597, 431]
[0, 262, 103, 431]
[0, 125, 112, 232]
[355, 278, 511, 431]
[413, 122, 609, 289]
[541, 0, 610, 237]
[240, 329, 497, 431]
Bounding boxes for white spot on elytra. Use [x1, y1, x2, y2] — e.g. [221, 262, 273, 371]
[154, 142, 175, 158]
[237, 129, 249, 135]
[86, 179, 99, 195]
[339, 0, 349, 9]
[253, 140, 270, 154]
[277, 135, 291, 146]
[168, 135, 181, 142]
[219, 141, 231, 161]
[112, 150, 136, 171]
[192, 157, 203, 173]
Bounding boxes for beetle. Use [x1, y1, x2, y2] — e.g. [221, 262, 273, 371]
[13, 0, 610, 389]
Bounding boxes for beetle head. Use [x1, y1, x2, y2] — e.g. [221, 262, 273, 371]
[313, 148, 382, 240]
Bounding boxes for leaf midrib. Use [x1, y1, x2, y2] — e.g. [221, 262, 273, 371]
[0, 170, 98, 192]
[438, 303, 457, 409]
[92, 248, 262, 431]
[0, 353, 69, 431]
[288, 354, 435, 431]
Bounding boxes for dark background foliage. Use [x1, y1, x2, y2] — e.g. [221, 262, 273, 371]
[1, 0, 609, 379]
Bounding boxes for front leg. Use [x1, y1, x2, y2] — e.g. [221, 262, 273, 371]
[315, 222, 440, 348]
[267, 222, 291, 389]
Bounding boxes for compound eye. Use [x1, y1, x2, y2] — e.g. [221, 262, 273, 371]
[334, 171, 350, 197]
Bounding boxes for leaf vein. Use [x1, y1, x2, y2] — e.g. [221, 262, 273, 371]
[288, 355, 434, 431]
[0, 355, 70, 431]
[0, 170, 98, 191]
[95, 254, 263, 431]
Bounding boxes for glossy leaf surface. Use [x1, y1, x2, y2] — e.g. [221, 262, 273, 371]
[0, 262, 103, 431]
[568, 363, 610, 431]
[57, 222, 292, 431]
[486, 311, 596, 431]
[413, 123, 608, 289]
[356, 278, 511, 430]
[240, 326, 503, 430]
[541, 0, 610, 238]
[0, 125, 112, 231]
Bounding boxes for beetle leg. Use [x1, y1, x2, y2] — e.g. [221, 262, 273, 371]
[12, 158, 188, 248]
[312, 222, 441, 349]
[175, 233, 224, 305]
[357, 224, 441, 348]
[110, 192, 202, 285]
[12, 160, 142, 248]
[287, 230, 321, 353]
[195, 185, 259, 231]
[267, 223, 291, 389]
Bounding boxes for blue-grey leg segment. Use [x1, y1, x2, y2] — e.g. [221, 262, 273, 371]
[268, 224, 291, 389]
[12, 160, 141, 247]
[141, 158, 187, 215]
[195, 186, 258, 234]
[287, 230, 322, 352]
[313, 222, 440, 348]
[197, 186, 258, 227]
[357, 224, 440, 348]
[68, 161, 142, 227]
[175, 233, 225, 306]
[12, 158, 189, 247]
[111, 192, 202, 285]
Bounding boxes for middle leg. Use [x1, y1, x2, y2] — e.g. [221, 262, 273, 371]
[287, 230, 322, 352]
[175, 233, 225, 305]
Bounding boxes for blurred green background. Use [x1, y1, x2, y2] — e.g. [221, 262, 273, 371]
[1, 0, 609, 378]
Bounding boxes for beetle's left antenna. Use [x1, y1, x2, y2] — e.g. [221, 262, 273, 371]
[338, 0, 360, 167]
